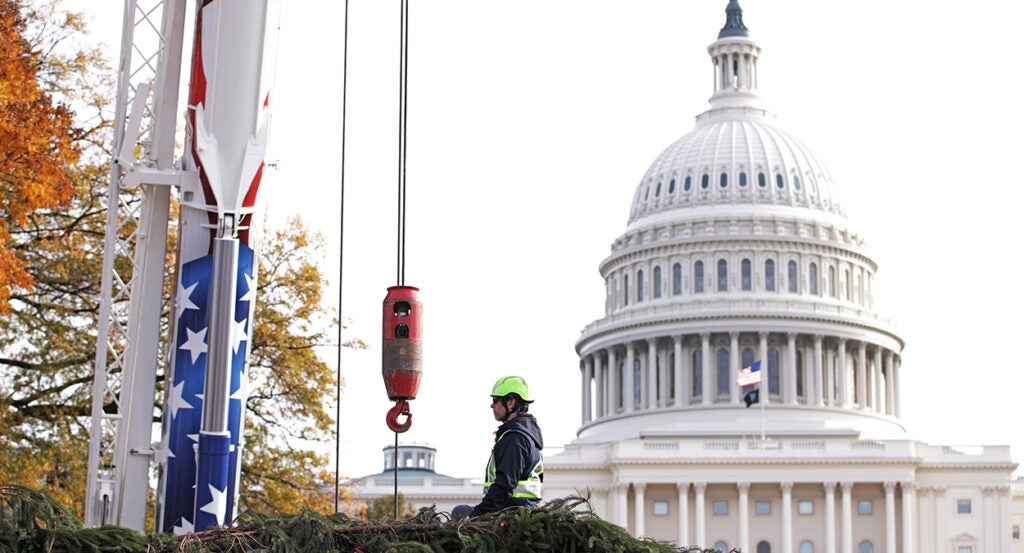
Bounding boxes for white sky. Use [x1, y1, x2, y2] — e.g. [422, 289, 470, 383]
[76, 1, 1024, 482]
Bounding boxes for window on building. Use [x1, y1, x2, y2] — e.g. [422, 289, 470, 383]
[685, 176, 692, 191]
[673, 263, 683, 295]
[655, 182, 662, 197]
[858, 541, 873, 553]
[798, 500, 813, 515]
[713, 500, 728, 515]
[654, 266, 662, 299]
[692, 350, 703, 397]
[702, 174, 710, 189]
[757, 542, 771, 553]
[857, 500, 873, 515]
[758, 172, 767, 187]
[767, 348, 780, 395]
[644, 187, 650, 200]
[637, 270, 645, 302]
[739, 172, 748, 187]
[623, 274, 629, 306]
[720, 172, 728, 188]
[957, 499, 972, 514]
[828, 266, 836, 297]
[717, 259, 728, 291]
[776, 173, 784, 188]
[741, 258, 752, 291]
[794, 175, 801, 190]
[633, 359, 642, 406]
[788, 260, 798, 293]
[796, 350, 805, 397]
[844, 268, 851, 300]
[1014, 525, 1020, 539]
[956, 548, 972, 553]
[756, 500, 771, 515]
[668, 352, 676, 400]
[714, 542, 729, 553]
[694, 261, 705, 293]
[717, 349, 730, 397]
[653, 501, 669, 516]
[742, 348, 755, 369]
[799, 542, 814, 553]
[765, 259, 776, 291]
[669, 179, 676, 194]
[809, 262, 818, 295]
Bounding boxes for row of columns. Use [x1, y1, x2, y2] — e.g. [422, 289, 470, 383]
[611, 481, 915, 553]
[580, 332, 902, 423]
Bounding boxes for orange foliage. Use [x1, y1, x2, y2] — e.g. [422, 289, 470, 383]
[0, 0, 80, 312]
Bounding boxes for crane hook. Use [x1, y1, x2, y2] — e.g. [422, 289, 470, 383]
[386, 399, 412, 433]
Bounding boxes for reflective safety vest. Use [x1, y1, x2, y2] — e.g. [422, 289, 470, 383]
[482, 430, 543, 499]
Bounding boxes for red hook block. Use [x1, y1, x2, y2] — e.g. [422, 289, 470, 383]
[386, 399, 412, 433]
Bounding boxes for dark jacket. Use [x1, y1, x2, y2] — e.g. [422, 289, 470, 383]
[470, 413, 544, 516]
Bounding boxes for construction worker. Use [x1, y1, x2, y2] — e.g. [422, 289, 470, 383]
[451, 375, 544, 519]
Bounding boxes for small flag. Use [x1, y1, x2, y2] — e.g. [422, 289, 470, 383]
[737, 360, 762, 387]
[743, 388, 760, 408]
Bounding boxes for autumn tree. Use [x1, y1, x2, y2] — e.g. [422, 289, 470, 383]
[359, 493, 418, 522]
[0, 0, 80, 313]
[0, 0, 361, 522]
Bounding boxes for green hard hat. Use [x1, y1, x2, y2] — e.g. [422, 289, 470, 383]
[491, 375, 533, 403]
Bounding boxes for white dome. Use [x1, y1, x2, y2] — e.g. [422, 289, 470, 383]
[629, 108, 844, 226]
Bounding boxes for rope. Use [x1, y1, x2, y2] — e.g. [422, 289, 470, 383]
[333, 0, 351, 514]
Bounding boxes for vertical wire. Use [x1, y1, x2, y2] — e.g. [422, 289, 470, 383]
[334, 0, 350, 514]
[396, 0, 409, 287]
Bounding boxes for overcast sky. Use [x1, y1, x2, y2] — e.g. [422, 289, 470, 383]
[76, 1, 1024, 481]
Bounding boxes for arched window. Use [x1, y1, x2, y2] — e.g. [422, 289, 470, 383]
[828, 266, 836, 297]
[694, 261, 705, 293]
[794, 175, 802, 190]
[684, 176, 692, 191]
[673, 263, 683, 295]
[776, 173, 785, 188]
[720, 172, 728, 188]
[788, 260, 798, 293]
[768, 348, 780, 395]
[617, 361, 625, 409]
[757, 541, 771, 553]
[742, 348, 755, 368]
[653, 266, 663, 299]
[758, 172, 767, 187]
[809, 262, 819, 295]
[717, 348, 729, 397]
[637, 270, 644, 302]
[644, 187, 650, 200]
[741, 258, 752, 291]
[655, 182, 662, 197]
[717, 259, 728, 291]
[844, 268, 852, 300]
[799, 541, 814, 553]
[623, 274, 629, 306]
[739, 172, 748, 187]
[669, 179, 676, 194]
[858, 541, 873, 553]
[633, 358, 642, 406]
[713, 541, 729, 553]
[765, 259, 776, 291]
[692, 350, 703, 397]
[701, 174, 710, 189]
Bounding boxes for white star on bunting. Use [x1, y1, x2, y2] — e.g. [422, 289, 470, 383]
[179, 327, 208, 365]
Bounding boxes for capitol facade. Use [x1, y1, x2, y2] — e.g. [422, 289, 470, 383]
[542, 2, 1021, 552]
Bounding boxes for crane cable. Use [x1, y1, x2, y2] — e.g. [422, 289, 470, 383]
[334, 0, 350, 514]
[393, 0, 411, 520]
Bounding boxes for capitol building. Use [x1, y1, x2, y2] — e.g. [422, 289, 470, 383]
[540, 2, 1020, 552]
[354, 2, 1023, 551]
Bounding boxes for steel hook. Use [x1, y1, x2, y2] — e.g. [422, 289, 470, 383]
[386, 399, 413, 433]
